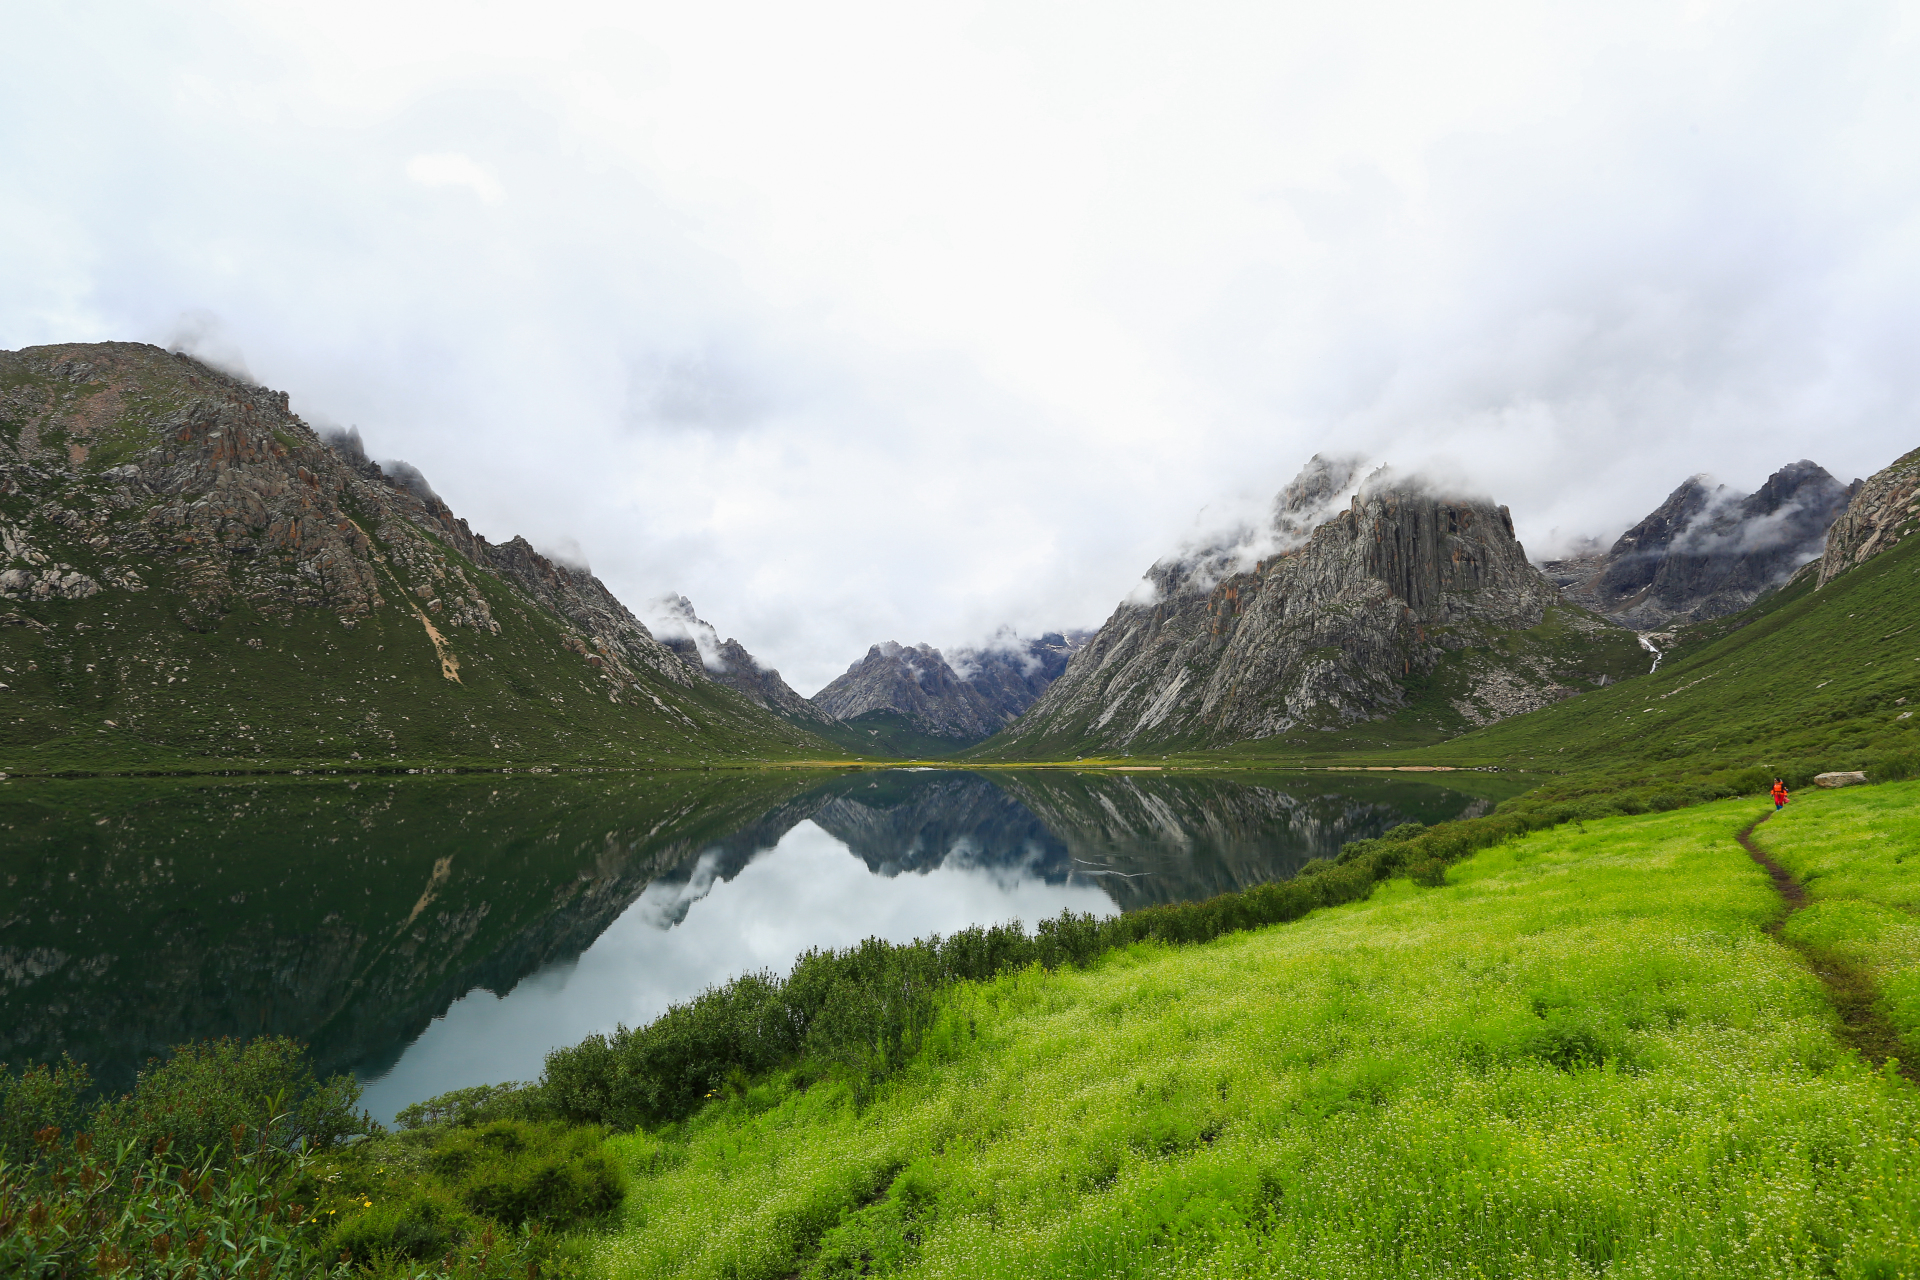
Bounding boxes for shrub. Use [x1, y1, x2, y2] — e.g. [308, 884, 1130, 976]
[428, 1122, 624, 1230]
[395, 1082, 552, 1132]
[0, 1056, 91, 1164]
[327, 1189, 476, 1265]
[92, 1036, 377, 1161]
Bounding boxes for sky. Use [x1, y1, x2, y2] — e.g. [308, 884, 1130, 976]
[4, 1, 1918, 695]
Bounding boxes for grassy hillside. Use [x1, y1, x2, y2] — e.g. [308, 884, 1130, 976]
[1400, 524, 1920, 791]
[0, 342, 849, 773]
[1755, 785, 1920, 1062]
[0, 555, 834, 773]
[583, 784, 1920, 1279]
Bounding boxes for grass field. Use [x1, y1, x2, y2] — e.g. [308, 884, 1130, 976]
[1753, 782, 1920, 1063]
[583, 786, 1920, 1280]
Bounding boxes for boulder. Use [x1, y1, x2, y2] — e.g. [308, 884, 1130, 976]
[1813, 771, 1869, 788]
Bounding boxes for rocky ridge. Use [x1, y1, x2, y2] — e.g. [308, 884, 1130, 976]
[0, 341, 837, 766]
[1816, 446, 1920, 588]
[811, 631, 1089, 747]
[994, 456, 1634, 754]
[1542, 460, 1855, 629]
[646, 594, 839, 727]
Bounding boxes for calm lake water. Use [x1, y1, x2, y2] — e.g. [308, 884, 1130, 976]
[0, 767, 1525, 1122]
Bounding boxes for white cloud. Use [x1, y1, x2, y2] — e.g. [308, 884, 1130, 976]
[3, 1, 1918, 694]
[404, 152, 503, 204]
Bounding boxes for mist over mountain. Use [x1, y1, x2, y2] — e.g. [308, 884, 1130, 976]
[990, 455, 1642, 756]
[1542, 460, 1856, 629]
[646, 594, 837, 728]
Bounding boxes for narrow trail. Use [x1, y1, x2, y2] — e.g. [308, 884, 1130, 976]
[1737, 811, 1915, 1081]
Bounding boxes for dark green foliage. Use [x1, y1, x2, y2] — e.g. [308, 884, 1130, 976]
[0, 1035, 609, 1278]
[327, 1191, 476, 1265]
[90, 1036, 376, 1161]
[424, 1121, 624, 1230]
[0, 1123, 322, 1278]
[0, 1056, 91, 1163]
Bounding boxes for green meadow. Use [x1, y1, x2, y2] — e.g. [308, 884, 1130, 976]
[586, 786, 1920, 1280]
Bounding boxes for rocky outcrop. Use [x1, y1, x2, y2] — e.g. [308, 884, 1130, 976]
[1544, 461, 1856, 628]
[996, 457, 1602, 754]
[647, 594, 837, 725]
[811, 631, 1090, 745]
[1816, 446, 1920, 587]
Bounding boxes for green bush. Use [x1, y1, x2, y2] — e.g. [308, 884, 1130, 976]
[424, 1121, 624, 1230]
[327, 1189, 475, 1265]
[394, 1081, 551, 1131]
[92, 1036, 376, 1161]
[0, 1057, 91, 1164]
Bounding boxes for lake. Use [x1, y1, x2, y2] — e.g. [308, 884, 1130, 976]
[0, 766, 1525, 1122]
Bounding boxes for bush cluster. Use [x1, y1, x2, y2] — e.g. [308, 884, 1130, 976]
[0, 1038, 602, 1278]
[0, 1037, 372, 1278]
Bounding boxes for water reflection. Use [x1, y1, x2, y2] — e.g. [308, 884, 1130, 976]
[0, 767, 1521, 1117]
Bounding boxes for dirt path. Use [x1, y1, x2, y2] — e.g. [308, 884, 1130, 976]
[1737, 811, 1915, 1080]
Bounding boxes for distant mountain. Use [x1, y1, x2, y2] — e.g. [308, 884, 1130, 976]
[986, 455, 1643, 756]
[811, 631, 1090, 755]
[1542, 460, 1856, 629]
[647, 594, 839, 729]
[0, 341, 842, 769]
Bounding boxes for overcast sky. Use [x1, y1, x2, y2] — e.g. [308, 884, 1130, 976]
[5, 2, 1918, 694]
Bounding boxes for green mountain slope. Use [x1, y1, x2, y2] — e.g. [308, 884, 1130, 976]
[0, 342, 848, 772]
[1415, 517, 1920, 790]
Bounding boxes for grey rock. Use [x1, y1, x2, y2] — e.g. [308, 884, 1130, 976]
[647, 594, 836, 724]
[812, 631, 1091, 745]
[1816, 445, 1920, 587]
[999, 456, 1594, 753]
[1545, 461, 1855, 628]
[1813, 771, 1869, 788]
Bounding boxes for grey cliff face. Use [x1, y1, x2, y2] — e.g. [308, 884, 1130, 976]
[1816, 446, 1920, 587]
[999, 457, 1582, 753]
[1543, 461, 1856, 629]
[647, 594, 836, 724]
[811, 632, 1090, 744]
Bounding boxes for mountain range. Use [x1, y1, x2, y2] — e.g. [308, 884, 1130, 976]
[1539, 460, 1856, 629]
[0, 341, 1904, 771]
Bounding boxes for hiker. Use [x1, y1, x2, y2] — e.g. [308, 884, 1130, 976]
[1771, 777, 1790, 810]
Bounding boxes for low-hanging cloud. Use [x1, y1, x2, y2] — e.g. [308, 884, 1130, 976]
[4, 2, 1918, 696]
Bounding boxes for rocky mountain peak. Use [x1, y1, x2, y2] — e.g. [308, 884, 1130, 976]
[1547, 460, 1855, 628]
[812, 631, 1090, 747]
[994, 458, 1628, 754]
[644, 593, 832, 724]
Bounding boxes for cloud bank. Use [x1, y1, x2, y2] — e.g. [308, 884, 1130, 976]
[4, 1, 1918, 693]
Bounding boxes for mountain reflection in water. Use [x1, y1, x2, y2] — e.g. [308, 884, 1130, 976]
[0, 767, 1518, 1119]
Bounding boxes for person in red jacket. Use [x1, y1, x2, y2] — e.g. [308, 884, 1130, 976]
[1771, 778, 1790, 810]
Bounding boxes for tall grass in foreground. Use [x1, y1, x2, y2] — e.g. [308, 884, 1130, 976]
[590, 795, 1920, 1279]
